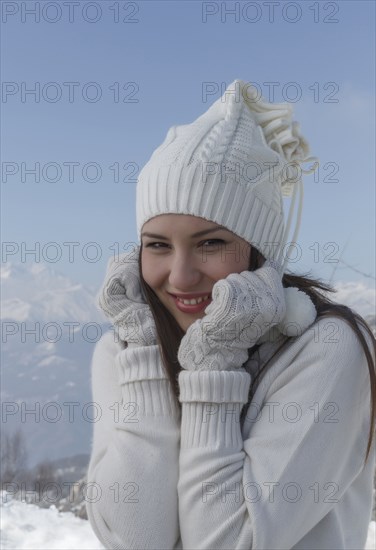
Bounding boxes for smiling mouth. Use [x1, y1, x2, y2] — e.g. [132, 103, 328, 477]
[173, 294, 211, 305]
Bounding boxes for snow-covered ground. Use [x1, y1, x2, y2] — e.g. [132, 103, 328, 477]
[0, 491, 375, 550]
[0, 492, 103, 550]
[366, 522, 376, 550]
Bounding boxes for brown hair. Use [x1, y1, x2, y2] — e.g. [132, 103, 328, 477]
[138, 244, 376, 467]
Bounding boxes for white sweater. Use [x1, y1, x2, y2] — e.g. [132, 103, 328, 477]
[86, 315, 375, 550]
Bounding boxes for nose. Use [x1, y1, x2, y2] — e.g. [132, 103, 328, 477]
[168, 253, 202, 290]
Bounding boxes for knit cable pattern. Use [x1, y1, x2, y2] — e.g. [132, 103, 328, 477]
[177, 259, 286, 371]
[97, 247, 157, 347]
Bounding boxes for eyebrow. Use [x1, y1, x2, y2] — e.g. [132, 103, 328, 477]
[141, 227, 232, 240]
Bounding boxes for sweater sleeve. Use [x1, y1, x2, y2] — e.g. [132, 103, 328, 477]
[86, 331, 182, 550]
[177, 317, 374, 550]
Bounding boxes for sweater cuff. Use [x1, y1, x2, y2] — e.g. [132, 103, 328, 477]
[178, 369, 251, 404]
[115, 345, 180, 418]
[178, 370, 251, 449]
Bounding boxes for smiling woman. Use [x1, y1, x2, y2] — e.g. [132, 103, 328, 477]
[86, 79, 376, 550]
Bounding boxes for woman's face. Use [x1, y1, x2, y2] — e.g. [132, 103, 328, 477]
[141, 214, 251, 332]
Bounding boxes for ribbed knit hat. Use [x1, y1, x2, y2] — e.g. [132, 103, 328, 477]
[136, 79, 319, 274]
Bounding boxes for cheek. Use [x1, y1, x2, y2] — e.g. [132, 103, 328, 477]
[208, 250, 249, 279]
[141, 252, 166, 289]
[224, 256, 250, 274]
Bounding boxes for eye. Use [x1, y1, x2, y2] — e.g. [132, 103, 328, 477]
[145, 242, 168, 249]
[201, 239, 224, 247]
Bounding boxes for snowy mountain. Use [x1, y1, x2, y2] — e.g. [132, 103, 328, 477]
[1, 261, 109, 468]
[1, 262, 104, 323]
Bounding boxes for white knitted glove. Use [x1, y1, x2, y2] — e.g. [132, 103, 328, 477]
[97, 246, 157, 347]
[177, 260, 286, 371]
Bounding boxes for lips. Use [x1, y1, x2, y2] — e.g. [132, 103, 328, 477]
[168, 292, 212, 313]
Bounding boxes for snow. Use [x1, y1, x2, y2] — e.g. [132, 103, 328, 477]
[0, 492, 104, 549]
[1, 298, 31, 322]
[366, 521, 376, 550]
[0, 265, 11, 279]
[38, 355, 67, 367]
[0, 491, 374, 549]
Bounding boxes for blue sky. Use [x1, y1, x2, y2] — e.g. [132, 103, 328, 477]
[1, 0, 375, 291]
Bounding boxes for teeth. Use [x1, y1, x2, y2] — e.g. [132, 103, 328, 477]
[177, 294, 210, 305]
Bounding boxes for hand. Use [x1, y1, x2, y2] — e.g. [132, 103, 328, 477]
[177, 260, 286, 371]
[97, 245, 157, 347]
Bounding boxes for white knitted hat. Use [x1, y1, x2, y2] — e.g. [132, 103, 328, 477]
[136, 79, 319, 274]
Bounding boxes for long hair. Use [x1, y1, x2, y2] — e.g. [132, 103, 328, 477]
[137, 244, 376, 467]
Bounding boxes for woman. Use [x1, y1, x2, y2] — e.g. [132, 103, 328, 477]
[86, 79, 375, 550]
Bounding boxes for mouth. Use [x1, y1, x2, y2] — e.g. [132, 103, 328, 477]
[167, 292, 212, 313]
